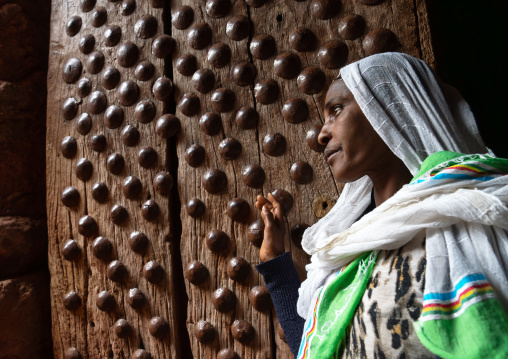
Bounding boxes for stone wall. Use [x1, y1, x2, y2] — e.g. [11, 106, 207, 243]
[0, 1, 53, 357]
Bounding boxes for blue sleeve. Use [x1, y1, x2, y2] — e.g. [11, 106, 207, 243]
[256, 252, 305, 358]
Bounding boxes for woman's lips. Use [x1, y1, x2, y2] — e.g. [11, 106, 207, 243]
[324, 148, 340, 164]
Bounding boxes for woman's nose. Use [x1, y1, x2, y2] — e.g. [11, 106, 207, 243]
[318, 124, 331, 145]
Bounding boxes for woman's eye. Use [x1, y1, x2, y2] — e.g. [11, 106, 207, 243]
[333, 105, 343, 116]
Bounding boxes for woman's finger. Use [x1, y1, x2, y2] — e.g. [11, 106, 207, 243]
[255, 195, 270, 210]
[267, 193, 284, 225]
[261, 204, 275, 227]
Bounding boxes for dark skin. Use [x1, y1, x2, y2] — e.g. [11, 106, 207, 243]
[256, 79, 413, 262]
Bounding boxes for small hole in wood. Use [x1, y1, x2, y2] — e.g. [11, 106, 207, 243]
[276, 14, 282, 22]
[322, 201, 328, 210]
[90, 321, 95, 327]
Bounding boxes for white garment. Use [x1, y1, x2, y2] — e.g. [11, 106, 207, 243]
[297, 53, 505, 318]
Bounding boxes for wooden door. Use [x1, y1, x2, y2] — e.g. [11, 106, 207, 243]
[47, 0, 434, 357]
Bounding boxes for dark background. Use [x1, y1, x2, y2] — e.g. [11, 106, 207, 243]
[428, 0, 508, 157]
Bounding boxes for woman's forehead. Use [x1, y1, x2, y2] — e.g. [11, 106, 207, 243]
[325, 79, 351, 103]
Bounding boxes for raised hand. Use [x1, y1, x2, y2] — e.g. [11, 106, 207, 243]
[255, 193, 286, 262]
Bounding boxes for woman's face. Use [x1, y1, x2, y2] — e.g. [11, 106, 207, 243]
[319, 79, 397, 183]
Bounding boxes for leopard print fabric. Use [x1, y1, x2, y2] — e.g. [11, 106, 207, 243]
[343, 233, 435, 359]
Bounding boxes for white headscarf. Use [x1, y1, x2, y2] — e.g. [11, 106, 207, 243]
[296, 53, 508, 318]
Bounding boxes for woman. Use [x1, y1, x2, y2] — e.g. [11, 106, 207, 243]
[255, 53, 508, 358]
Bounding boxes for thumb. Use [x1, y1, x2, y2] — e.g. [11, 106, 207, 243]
[261, 204, 275, 227]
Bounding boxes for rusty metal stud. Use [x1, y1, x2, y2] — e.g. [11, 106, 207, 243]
[219, 137, 241, 160]
[122, 176, 142, 199]
[231, 320, 254, 344]
[172, 5, 194, 30]
[61, 136, 77, 158]
[107, 153, 124, 175]
[79, 34, 95, 54]
[152, 35, 175, 58]
[152, 77, 173, 101]
[107, 260, 127, 282]
[248, 219, 264, 247]
[65, 347, 81, 359]
[77, 78, 92, 98]
[90, 7, 107, 27]
[282, 98, 309, 124]
[104, 25, 121, 46]
[207, 43, 231, 68]
[271, 189, 293, 214]
[178, 93, 200, 116]
[128, 231, 148, 254]
[92, 236, 112, 261]
[63, 291, 82, 311]
[249, 285, 272, 311]
[212, 287, 235, 312]
[114, 319, 131, 338]
[262, 132, 286, 156]
[62, 98, 78, 121]
[88, 91, 107, 114]
[206, 0, 230, 18]
[117, 42, 139, 68]
[338, 14, 365, 40]
[188, 23, 212, 50]
[121, 125, 140, 146]
[127, 288, 146, 310]
[176, 54, 197, 76]
[274, 51, 301, 79]
[135, 61, 155, 81]
[118, 80, 139, 106]
[226, 15, 250, 41]
[186, 197, 205, 218]
[310, 0, 341, 20]
[297, 66, 326, 94]
[217, 349, 240, 359]
[92, 182, 108, 203]
[62, 58, 82, 84]
[141, 200, 160, 221]
[318, 40, 348, 69]
[254, 79, 279, 104]
[66, 16, 82, 37]
[78, 215, 98, 237]
[133, 350, 151, 359]
[121, 0, 136, 16]
[235, 106, 258, 130]
[211, 88, 235, 113]
[76, 113, 92, 135]
[226, 198, 249, 222]
[289, 28, 317, 52]
[135, 15, 158, 39]
[80, 0, 96, 12]
[90, 134, 106, 152]
[206, 229, 229, 253]
[62, 239, 81, 261]
[230, 60, 257, 87]
[192, 68, 215, 93]
[227, 256, 250, 281]
[363, 28, 398, 56]
[101, 66, 120, 90]
[199, 112, 221, 136]
[86, 51, 104, 74]
[185, 260, 209, 285]
[306, 124, 326, 152]
[148, 317, 169, 338]
[242, 164, 265, 188]
[96, 290, 115, 312]
[153, 171, 173, 196]
[143, 260, 164, 284]
[104, 105, 124, 129]
[290, 160, 313, 184]
[134, 100, 157, 123]
[75, 158, 93, 181]
[61, 186, 80, 208]
[110, 204, 128, 225]
[184, 144, 205, 167]
[202, 168, 227, 194]
[291, 223, 309, 249]
[194, 320, 215, 343]
[156, 114, 181, 138]
[150, 0, 165, 7]
[250, 34, 276, 60]
[138, 146, 158, 168]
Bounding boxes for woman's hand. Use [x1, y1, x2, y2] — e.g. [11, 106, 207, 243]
[255, 193, 285, 262]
